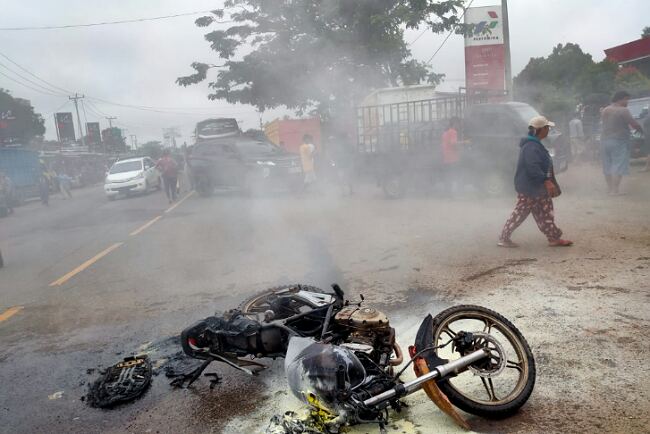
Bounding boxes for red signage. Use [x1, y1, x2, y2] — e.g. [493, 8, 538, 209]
[464, 6, 506, 93]
[465, 44, 506, 90]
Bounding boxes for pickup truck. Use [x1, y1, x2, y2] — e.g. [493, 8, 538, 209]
[356, 95, 570, 197]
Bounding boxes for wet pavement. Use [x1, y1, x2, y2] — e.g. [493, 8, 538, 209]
[1, 164, 650, 433]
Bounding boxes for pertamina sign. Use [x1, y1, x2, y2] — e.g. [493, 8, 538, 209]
[464, 6, 506, 92]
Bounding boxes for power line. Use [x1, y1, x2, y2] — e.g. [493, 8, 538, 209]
[426, 0, 475, 65]
[0, 11, 232, 31]
[0, 51, 72, 94]
[0, 60, 67, 96]
[0, 68, 65, 97]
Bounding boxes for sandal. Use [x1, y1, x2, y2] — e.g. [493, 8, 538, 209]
[497, 239, 519, 248]
[548, 239, 573, 247]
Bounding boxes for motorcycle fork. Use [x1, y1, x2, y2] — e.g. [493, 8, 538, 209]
[362, 349, 488, 407]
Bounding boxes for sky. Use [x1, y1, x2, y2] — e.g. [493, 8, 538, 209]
[0, 0, 648, 145]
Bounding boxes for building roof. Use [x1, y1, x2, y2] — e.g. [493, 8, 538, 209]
[605, 37, 650, 64]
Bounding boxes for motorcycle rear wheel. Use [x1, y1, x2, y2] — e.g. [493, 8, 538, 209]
[431, 305, 536, 418]
[238, 284, 328, 319]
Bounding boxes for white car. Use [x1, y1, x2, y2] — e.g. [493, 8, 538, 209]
[104, 157, 160, 200]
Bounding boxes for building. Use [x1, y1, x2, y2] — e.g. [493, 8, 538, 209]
[604, 37, 650, 77]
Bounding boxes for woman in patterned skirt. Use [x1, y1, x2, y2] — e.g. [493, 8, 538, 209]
[498, 116, 573, 248]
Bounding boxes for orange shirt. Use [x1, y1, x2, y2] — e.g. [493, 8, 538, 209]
[300, 143, 315, 172]
[441, 128, 459, 164]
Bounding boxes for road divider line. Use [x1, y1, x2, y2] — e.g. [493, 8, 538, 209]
[165, 190, 195, 214]
[130, 215, 163, 236]
[0, 306, 24, 323]
[49, 242, 123, 287]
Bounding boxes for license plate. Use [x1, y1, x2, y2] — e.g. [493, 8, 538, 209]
[288, 166, 302, 174]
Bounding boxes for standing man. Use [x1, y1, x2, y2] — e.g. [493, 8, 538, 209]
[641, 107, 650, 172]
[568, 111, 585, 161]
[300, 134, 316, 191]
[156, 149, 179, 203]
[440, 117, 462, 195]
[600, 91, 642, 195]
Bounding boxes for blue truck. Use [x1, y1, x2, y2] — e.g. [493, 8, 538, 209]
[0, 148, 41, 207]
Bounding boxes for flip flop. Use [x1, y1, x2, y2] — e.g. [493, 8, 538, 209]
[497, 240, 519, 248]
[548, 239, 573, 247]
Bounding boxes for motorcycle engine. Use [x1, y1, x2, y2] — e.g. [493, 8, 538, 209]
[334, 306, 396, 366]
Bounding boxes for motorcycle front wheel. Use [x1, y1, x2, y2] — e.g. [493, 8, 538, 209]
[431, 305, 536, 418]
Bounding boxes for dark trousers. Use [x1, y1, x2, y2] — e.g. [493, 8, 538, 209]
[500, 194, 562, 241]
[163, 176, 178, 201]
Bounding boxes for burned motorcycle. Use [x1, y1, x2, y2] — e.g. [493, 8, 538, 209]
[177, 284, 535, 431]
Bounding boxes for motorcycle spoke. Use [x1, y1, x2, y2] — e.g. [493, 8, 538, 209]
[482, 319, 493, 334]
[480, 377, 498, 402]
[441, 325, 457, 339]
[506, 359, 523, 373]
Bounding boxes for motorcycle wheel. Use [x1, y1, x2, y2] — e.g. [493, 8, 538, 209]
[430, 305, 535, 419]
[238, 284, 328, 319]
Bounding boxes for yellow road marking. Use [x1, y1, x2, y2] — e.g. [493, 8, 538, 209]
[165, 190, 195, 214]
[0, 306, 24, 322]
[49, 242, 123, 287]
[129, 215, 163, 236]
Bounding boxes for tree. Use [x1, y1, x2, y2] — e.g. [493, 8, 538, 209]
[0, 88, 45, 146]
[139, 140, 163, 159]
[615, 66, 650, 96]
[177, 1, 464, 121]
[642, 26, 650, 38]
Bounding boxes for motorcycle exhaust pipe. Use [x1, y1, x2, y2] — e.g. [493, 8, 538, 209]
[363, 349, 488, 407]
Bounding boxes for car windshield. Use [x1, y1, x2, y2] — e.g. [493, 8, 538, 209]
[109, 161, 142, 174]
[236, 140, 281, 157]
[512, 105, 541, 124]
[627, 98, 650, 118]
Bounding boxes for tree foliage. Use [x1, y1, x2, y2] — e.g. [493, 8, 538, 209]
[515, 43, 650, 121]
[0, 88, 45, 146]
[642, 26, 650, 38]
[177, 1, 464, 119]
[139, 140, 163, 159]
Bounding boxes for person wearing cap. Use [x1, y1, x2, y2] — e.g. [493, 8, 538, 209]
[498, 116, 572, 247]
[600, 90, 642, 194]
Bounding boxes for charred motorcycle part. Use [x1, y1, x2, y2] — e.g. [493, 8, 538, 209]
[86, 355, 152, 408]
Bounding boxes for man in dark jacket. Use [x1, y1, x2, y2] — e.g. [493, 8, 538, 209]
[498, 116, 573, 247]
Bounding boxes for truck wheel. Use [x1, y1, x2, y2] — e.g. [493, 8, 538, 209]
[482, 171, 509, 197]
[196, 178, 213, 197]
[382, 173, 406, 199]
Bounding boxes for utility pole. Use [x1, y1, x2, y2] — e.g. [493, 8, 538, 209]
[130, 134, 137, 150]
[69, 93, 86, 147]
[502, 0, 513, 100]
[105, 116, 117, 129]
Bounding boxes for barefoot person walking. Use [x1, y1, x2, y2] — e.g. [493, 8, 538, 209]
[498, 116, 573, 248]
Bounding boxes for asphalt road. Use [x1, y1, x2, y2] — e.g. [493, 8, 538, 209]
[1, 164, 649, 433]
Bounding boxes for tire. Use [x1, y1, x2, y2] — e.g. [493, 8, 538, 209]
[238, 284, 328, 319]
[382, 173, 406, 199]
[430, 305, 536, 419]
[481, 171, 510, 197]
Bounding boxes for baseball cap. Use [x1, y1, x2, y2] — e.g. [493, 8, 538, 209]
[529, 115, 555, 129]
